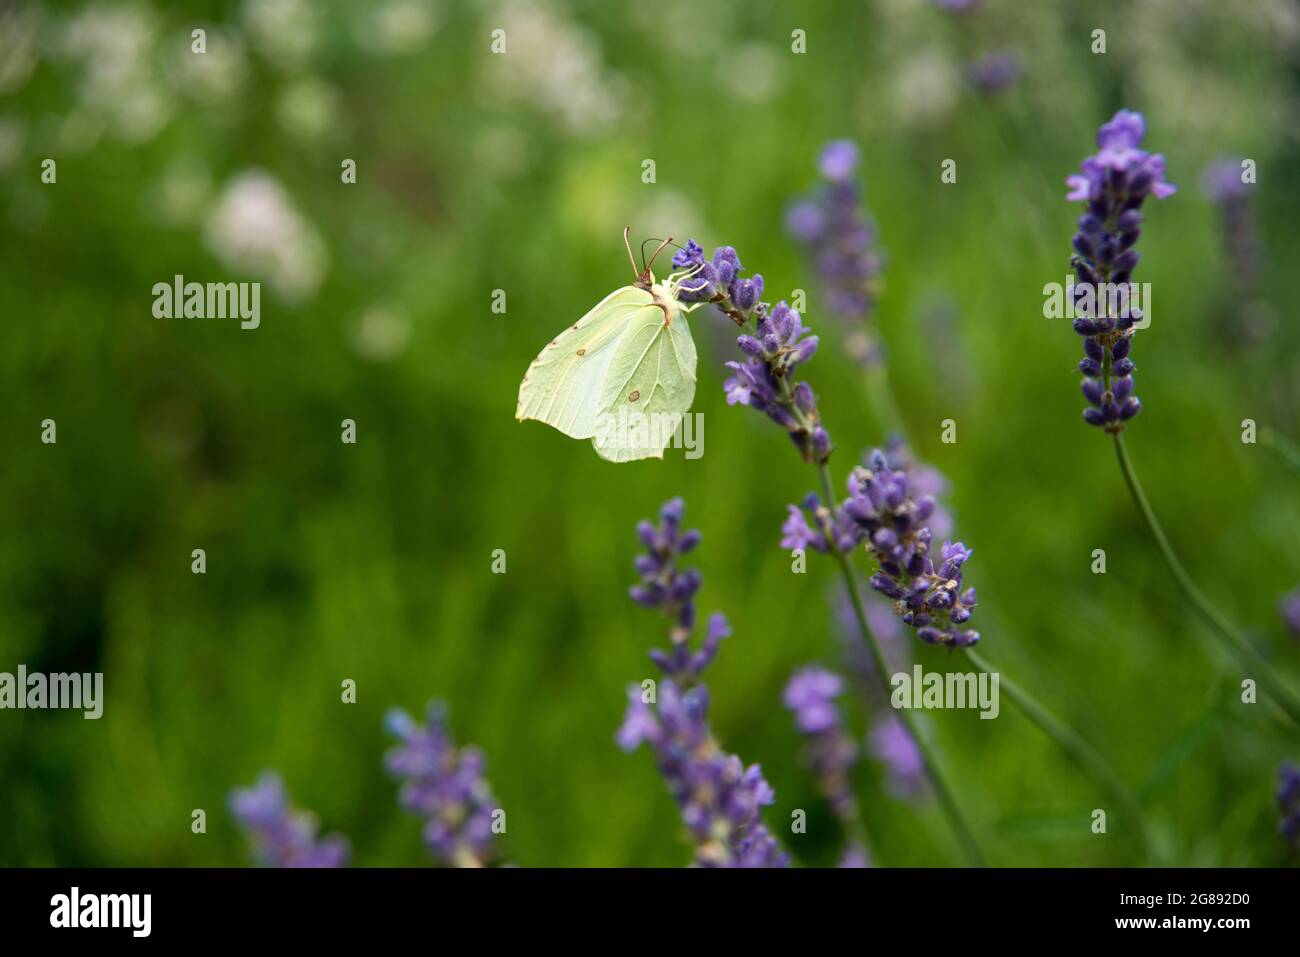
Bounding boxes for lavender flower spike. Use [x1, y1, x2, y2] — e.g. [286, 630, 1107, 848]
[787, 140, 884, 365]
[783, 449, 980, 649]
[629, 496, 703, 645]
[621, 499, 788, 867]
[229, 771, 350, 867]
[385, 701, 501, 867]
[784, 667, 860, 822]
[673, 240, 832, 464]
[1066, 109, 1175, 431]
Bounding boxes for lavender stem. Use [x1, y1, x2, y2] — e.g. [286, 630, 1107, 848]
[1112, 432, 1300, 728]
[816, 461, 987, 866]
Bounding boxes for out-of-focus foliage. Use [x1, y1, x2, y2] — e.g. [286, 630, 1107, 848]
[1, 0, 1298, 866]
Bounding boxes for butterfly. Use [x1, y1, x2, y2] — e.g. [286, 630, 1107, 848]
[516, 228, 703, 462]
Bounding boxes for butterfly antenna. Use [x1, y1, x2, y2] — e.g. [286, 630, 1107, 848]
[623, 226, 641, 281]
[644, 236, 674, 274]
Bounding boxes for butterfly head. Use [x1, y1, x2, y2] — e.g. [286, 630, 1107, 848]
[625, 226, 677, 291]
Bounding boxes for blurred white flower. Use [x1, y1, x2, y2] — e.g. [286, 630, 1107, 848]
[0, 117, 25, 173]
[242, 0, 317, 71]
[351, 306, 411, 362]
[357, 0, 439, 55]
[889, 51, 958, 129]
[636, 190, 709, 254]
[717, 43, 784, 103]
[486, 0, 623, 135]
[54, 3, 172, 144]
[0, 3, 41, 95]
[203, 170, 327, 302]
[171, 26, 249, 104]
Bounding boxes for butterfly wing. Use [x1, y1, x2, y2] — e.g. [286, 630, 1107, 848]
[590, 302, 697, 462]
[516, 286, 655, 439]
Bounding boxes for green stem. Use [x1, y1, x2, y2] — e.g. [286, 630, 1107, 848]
[1112, 431, 1300, 728]
[817, 463, 988, 866]
[963, 647, 1152, 857]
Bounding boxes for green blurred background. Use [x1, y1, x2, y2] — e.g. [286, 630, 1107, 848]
[2, 0, 1298, 867]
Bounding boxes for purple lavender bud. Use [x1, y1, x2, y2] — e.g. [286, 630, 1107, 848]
[1113, 249, 1140, 273]
[1081, 378, 1104, 405]
[712, 246, 742, 286]
[793, 381, 816, 414]
[729, 274, 763, 312]
[870, 573, 904, 599]
[1084, 338, 1104, 361]
[1119, 396, 1141, 419]
[1111, 336, 1131, 360]
[1083, 407, 1106, 426]
[671, 239, 706, 269]
[230, 772, 350, 868]
[1113, 376, 1133, 401]
[790, 335, 820, 367]
[1079, 357, 1102, 377]
[1113, 357, 1135, 376]
[917, 626, 946, 645]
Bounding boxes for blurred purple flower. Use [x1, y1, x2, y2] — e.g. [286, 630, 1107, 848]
[1202, 158, 1261, 293]
[1280, 587, 1300, 640]
[787, 140, 884, 365]
[839, 843, 871, 867]
[966, 52, 1020, 93]
[870, 716, 928, 799]
[784, 667, 860, 822]
[1278, 764, 1300, 849]
[385, 702, 501, 867]
[229, 771, 350, 868]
